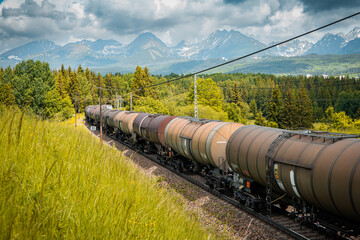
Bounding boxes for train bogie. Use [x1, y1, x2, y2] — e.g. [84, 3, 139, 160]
[84, 105, 360, 231]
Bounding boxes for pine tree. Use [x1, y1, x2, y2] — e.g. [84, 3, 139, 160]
[280, 88, 298, 129]
[55, 71, 68, 98]
[255, 111, 267, 126]
[85, 67, 91, 82]
[68, 70, 80, 102]
[230, 82, 242, 106]
[297, 86, 313, 128]
[77, 65, 84, 74]
[131, 66, 153, 98]
[0, 83, 15, 106]
[0, 67, 4, 82]
[249, 99, 257, 119]
[267, 86, 282, 125]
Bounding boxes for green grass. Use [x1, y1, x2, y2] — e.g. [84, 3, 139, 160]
[0, 107, 221, 239]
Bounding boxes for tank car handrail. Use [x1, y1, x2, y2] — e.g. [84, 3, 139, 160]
[283, 130, 360, 142]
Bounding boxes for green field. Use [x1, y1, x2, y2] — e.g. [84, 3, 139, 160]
[0, 107, 222, 239]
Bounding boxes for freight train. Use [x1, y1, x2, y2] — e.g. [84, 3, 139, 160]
[85, 105, 360, 236]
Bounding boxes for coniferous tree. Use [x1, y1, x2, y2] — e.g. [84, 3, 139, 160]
[77, 65, 84, 74]
[267, 86, 282, 125]
[230, 82, 242, 106]
[249, 99, 257, 120]
[280, 88, 297, 129]
[255, 110, 267, 126]
[55, 71, 68, 98]
[0, 83, 15, 106]
[297, 86, 313, 128]
[131, 66, 153, 98]
[68, 70, 81, 102]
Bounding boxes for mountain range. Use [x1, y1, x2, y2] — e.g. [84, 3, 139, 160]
[1, 27, 360, 74]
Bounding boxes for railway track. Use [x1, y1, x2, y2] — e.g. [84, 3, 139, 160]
[98, 128, 332, 240]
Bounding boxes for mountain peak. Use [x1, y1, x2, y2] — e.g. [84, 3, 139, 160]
[126, 32, 168, 56]
[343, 27, 360, 42]
[0, 39, 58, 59]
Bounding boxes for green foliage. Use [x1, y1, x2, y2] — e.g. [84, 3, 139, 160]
[280, 88, 298, 129]
[188, 78, 223, 111]
[230, 82, 242, 106]
[335, 90, 360, 118]
[55, 70, 68, 98]
[44, 89, 73, 120]
[197, 105, 228, 121]
[224, 102, 251, 124]
[267, 86, 282, 123]
[0, 82, 15, 106]
[133, 97, 170, 115]
[0, 109, 219, 240]
[9, 60, 53, 113]
[297, 86, 313, 128]
[254, 111, 267, 126]
[131, 66, 154, 98]
[267, 121, 279, 128]
[325, 106, 354, 130]
[249, 99, 257, 119]
[3, 60, 360, 128]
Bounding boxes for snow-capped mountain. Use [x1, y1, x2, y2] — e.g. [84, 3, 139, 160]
[304, 27, 360, 55]
[0, 40, 59, 61]
[170, 40, 201, 58]
[196, 30, 267, 59]
[124, 32, 169, 58]
[342, 27, 360, 42]
[272, 39, 313, 57]
[305, 33, 345, 55]
[1, 27, 360, 73]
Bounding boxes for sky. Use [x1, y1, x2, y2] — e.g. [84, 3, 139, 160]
[0, 0, 359, 52]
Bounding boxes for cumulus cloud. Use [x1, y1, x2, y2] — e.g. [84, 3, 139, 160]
[0, 0, 359, 52]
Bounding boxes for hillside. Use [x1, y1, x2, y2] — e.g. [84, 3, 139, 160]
[0, 108, 221, 239]
[227, 54, 360, 76]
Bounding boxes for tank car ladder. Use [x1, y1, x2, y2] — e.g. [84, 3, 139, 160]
[265, 132, 290, 216]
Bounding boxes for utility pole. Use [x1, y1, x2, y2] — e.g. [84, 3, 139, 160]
[75, 92, 77, 127]
[119, 95, 122, 110]
[116, 93, 118, 110]
[130, 93, 133, 111]
[99, 79, 103, 143]
[194, 74, 198, 118]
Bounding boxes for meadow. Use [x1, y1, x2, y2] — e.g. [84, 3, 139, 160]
[0, 107, 221, 239]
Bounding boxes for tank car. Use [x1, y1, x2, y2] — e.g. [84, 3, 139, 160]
[226, 125, 360, 223]
[85, 105, 360, 235]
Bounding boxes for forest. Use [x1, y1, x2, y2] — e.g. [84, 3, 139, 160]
[1, 60, 360, 133]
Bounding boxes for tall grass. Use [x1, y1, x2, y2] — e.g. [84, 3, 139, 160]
[0, 107, 219, 239]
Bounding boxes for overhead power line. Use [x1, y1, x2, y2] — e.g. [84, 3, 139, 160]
[130, 11, 360, 92]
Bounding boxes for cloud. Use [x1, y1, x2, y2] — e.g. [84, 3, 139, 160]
[2, 0, 75, 21]
[300, 0, 360, 13]
[223, 0, 247, 4]
[0, 0, 359, 53]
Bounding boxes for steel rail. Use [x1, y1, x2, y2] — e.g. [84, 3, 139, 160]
[100, 129, 324, 240]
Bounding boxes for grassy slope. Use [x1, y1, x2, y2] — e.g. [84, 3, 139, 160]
[0, 108, 221, 239]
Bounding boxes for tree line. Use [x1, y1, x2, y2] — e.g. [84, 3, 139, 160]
[1, 60, 359, 132]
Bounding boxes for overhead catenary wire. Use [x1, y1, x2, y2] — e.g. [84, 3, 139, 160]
[127, 11, 360, 92]
[82, 12, 360, 101]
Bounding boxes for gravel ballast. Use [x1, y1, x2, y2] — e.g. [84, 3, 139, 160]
[88, 126, 291, 239]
